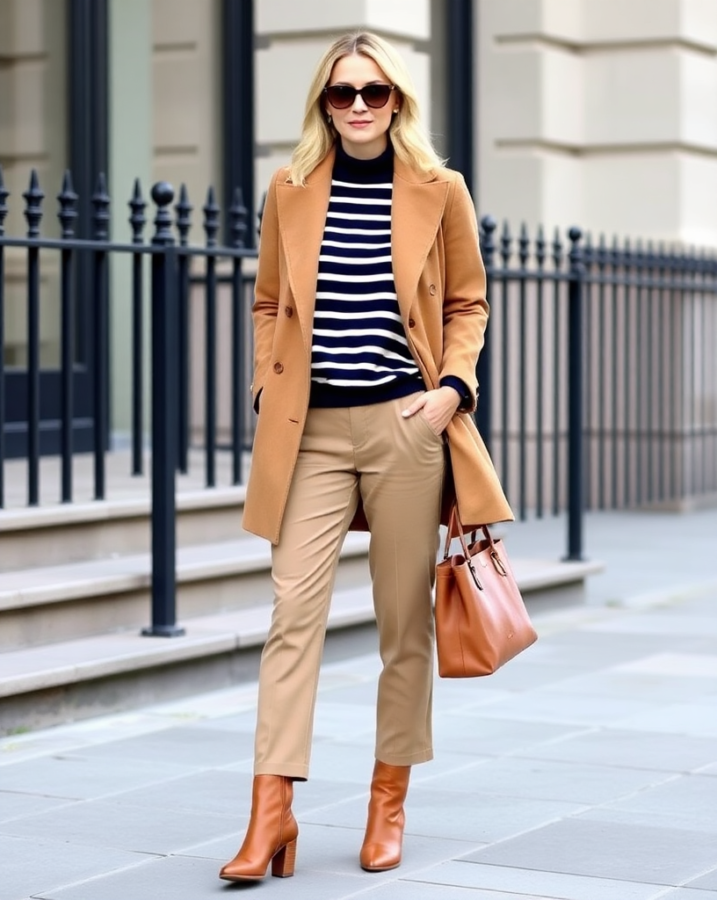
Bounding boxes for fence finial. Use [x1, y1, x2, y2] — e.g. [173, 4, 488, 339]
[92, 173, 111, 240]
[129, 178, 147, 244]
[535, 224, 545, 267]
[58, 171, 78, 239]
[229, 187, 247, 249]
[203, 186, 220, 248]
[23, 169, 44, 238]
[175, 184, 192, 247]
[519, 222, 529, 268]
[583, 231, 593, 268]
[568, 226, 583, 271]
[500, 220, 512, 266]
[597, 233, 607, 268]
[151, 182, 175, 246]
[0, 165, 9, 236]
[479, 215, 496, 267]
[552, 226, 563, 269]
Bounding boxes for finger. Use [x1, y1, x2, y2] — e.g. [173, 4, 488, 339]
[401, 395, 428, 417]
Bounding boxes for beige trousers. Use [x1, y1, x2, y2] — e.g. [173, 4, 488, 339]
[253, 393, 445, 780]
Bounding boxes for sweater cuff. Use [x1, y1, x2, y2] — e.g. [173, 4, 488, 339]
[439, 376, 472, 411]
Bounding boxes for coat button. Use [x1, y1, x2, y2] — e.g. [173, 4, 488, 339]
[429, 284, 437, 296]
[284, 306, 294, 317]
[408, 317, 416, 328]
[273, 362, 284, 374]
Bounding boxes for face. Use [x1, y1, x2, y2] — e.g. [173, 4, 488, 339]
[324, 53, 399, 159]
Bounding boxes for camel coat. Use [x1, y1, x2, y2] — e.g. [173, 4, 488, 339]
[243, 147, 513, 544]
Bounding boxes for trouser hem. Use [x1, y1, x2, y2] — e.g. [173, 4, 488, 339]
[254, 761, 309, 781]
[376, 747, 434, 766]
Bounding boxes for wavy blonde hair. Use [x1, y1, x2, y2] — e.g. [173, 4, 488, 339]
[288, 31, 444, 186]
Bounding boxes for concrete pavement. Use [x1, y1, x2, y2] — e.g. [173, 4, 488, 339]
[1, 507, 717, 900]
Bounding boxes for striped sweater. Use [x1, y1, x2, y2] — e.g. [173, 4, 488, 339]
[309, 142, 424, 408]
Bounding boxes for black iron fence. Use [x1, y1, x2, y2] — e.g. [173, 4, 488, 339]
[477, 216, 717, 557]
[0, 166, 257, 636]
[1, 165, 716, 635]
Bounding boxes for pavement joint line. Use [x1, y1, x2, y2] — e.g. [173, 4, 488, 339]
[19, 850, 169, 898]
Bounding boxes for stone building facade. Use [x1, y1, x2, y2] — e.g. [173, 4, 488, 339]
[1, 0, 716, 439]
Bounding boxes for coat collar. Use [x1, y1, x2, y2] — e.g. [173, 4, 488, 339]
[275, 144, 450, 350]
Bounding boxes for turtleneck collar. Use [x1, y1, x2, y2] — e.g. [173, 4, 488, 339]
[333, 140, 394, 184]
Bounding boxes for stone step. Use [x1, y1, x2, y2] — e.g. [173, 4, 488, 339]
[0, 557, 603, 735]
[0, 487, 250, 573]
[0, 532, 372, 651]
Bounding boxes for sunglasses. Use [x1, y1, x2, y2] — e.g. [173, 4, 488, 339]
[323, 83, 396, 110]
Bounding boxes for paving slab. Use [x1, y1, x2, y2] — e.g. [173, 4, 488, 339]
[301, 785, 584, 844]
[1, 798, 237, 855]
[0, 751, 195, 800]
[614, 701, 717, 737]
[109, 769, 254, 818]
[74, 724, 255, 767]
[33, 852, 369, 900]
[466, 686, 663, 726]
[576, 806, 717, 840]
[430, 712, 588, 757]
[512, 728, 717, 773]
[0, 571, 715, 900]
[600, 772, 717, 826]
[686, 867, 717, 890]
[352, 881, 541, 899]
[1, 833, 150, 900]
[0, 790, 74, 823]
[467, 818, 717, 885]
[420, 755, 674, 805]
[402, 860, 664, 900]
[657, 892, 717, 900]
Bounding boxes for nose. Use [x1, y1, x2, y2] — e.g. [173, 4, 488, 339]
[352, 91, 368, 113]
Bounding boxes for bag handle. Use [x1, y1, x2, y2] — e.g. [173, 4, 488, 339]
[442, 503, 508, 577]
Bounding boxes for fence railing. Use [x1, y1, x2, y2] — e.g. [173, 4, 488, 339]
[1, 163, 716, 634]
[478, 215, 717, 559]
[0, 166, 257, 636]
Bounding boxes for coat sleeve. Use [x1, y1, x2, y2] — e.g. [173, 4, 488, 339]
[439, 172, 488, 414]
[251, 169, 283, 411]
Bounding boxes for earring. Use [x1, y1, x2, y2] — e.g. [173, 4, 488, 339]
[393, 109, 398, 115]
[327, 114, 332, 124]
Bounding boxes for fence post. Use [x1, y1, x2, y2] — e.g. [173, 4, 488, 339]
[477, 215, 495, 454]
[142, 182, 184, 637]
[566, 226, 585, 561]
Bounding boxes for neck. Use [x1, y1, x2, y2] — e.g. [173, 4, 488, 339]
[339, 135, 388, 160]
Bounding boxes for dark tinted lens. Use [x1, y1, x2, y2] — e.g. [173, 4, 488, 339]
[362, 84, 392, 108]
[325, 85, 356, 108]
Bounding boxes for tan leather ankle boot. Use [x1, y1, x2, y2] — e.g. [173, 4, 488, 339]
[219, 775, 298, 881]
[360, 761, 411, 871]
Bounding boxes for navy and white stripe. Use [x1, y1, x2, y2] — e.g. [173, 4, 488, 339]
[309, 143, 423, 408]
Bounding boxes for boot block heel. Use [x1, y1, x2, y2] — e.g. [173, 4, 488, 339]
[272, 839, 297, 877]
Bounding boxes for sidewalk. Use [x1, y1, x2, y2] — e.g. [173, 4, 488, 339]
[1, 509, 717, 900]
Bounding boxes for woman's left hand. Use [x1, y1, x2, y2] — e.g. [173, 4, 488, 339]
[401, 386, 461, 436]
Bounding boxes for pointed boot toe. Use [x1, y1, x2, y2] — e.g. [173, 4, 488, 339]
[360, 838, 402, 872]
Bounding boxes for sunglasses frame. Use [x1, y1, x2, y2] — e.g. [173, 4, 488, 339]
[323, 83, 397, 110]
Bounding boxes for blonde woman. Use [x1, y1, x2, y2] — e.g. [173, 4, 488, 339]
[220, 31, 511, 883]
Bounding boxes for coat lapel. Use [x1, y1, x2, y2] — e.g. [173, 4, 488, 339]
[391, 158, 450, 323]
[274, 148, 451, 349]
[275, 150, 334, 351]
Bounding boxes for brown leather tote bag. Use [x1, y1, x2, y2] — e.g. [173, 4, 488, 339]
[435, 505, 538, 677]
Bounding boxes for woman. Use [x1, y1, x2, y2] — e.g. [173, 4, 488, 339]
[220, 31, 512, 883]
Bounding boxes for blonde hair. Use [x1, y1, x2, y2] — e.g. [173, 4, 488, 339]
[288, 31, 444, 186]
